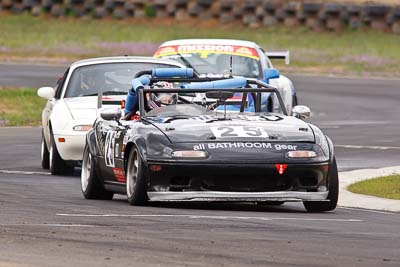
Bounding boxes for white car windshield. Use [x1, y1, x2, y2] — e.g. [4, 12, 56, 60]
[65, 63, 178, 98]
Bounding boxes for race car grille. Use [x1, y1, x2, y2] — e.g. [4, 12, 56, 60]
[203, 176, 293, 192]
[167, 175, 295, 192]
[148, 164, 326, 192]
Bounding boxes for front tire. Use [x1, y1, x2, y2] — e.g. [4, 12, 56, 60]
[303, 157, 339, 212]
[49, 131, 73, 175]
[126, 147, 148, 206]
[81, 145, 114, 200]
[41, 130, 50, 169]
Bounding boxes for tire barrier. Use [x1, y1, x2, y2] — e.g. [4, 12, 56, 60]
[1, 0, 399, 34]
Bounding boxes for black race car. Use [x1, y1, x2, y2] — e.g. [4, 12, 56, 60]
[81, 68, 338, 212]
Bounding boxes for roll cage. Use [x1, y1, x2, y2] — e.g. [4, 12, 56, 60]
[136, 77, 288, 117]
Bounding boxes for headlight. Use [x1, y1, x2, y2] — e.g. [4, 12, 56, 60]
[73, 125, 92, 131]
[287, 151, 317, 158]
[171, 150, 208, 158]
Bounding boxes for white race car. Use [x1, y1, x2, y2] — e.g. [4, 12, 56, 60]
[37, 56, 184, 175]
[154, 39, 298, 113]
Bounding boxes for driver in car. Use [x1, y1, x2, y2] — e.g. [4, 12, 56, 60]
[80, 70, 105, 94]
[147, 82, 177, 110]
[123, 81, 177, 120]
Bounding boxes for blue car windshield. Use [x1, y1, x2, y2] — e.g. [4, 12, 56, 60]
[159, 53, 261, 79]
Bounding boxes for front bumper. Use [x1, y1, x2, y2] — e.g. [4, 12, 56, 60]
[54, 132, 86, 161]
[145, 162, 330, 202]
[148, 191, 328, 202]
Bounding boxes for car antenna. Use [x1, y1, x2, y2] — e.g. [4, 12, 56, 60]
[224, 96, 227, 120]
[229, 55, 233, 78]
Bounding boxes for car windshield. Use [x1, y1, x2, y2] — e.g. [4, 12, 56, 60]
[65, 63, 178, 98]
[141, 88, 284, 118]
[154, 45, 261, 78]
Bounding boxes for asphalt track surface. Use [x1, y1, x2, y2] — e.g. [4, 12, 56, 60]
[0, 63, 400, 266]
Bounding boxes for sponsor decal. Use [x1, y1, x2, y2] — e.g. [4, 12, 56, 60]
[105, 131, 116, 167]
[112, 168, 126, 183]
[235, 47, 253, 56]
[275, 164, 288, 175]
[154, 45, 259, 60]
[188, 115, 283, 122]
[193, 142, 297, 151]
[211, 126, 269, 138]
[123, 135, 129, 145]
[115, 143, 119, 157]
[155, 46, 177, 55]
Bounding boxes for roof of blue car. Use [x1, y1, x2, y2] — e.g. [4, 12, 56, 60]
[159, 39, 260, 49]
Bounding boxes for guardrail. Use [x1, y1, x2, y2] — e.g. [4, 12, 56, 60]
[1, 0, 399, 34]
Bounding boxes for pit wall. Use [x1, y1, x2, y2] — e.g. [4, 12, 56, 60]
[1, 0, 400, 34]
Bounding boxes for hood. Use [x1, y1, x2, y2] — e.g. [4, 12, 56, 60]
[148, 114, 315, 143]
[63, 96, 98, 120]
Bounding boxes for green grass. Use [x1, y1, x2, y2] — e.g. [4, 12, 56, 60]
[348, 175, 400, 200]
[0, 88, 45, 126]
[0, 14, 400, 76]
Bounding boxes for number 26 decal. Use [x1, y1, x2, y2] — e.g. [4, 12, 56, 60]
[211, 126, 269, 138]
[105, 131, 116, 167]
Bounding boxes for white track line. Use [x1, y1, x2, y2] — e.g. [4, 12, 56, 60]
[0, 223, 98, 227]
[335, 145, 400, 150]
[56, 213, 362, 222]
[339, 207, 396, 215]
[0, 169, 50, 175]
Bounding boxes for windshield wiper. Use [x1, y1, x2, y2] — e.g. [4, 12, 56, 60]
[81, 93, 99, 97]
[82, 91, 127, 97]
[162, 115, 191, 123]
[176, 53, 201, 77]
[101, 91, 127, 95]
[205, 117, 232, 123]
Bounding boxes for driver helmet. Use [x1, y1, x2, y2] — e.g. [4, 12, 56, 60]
[147, 81, 178, 109]
[81, 69, 105, 91]
[215, 54, 230, 74]
[233, 56, 257, 76]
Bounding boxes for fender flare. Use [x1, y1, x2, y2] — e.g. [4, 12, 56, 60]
[326, 135, 335, 164]
[85, 128, 98, 158]
[123, 136, 147, 172]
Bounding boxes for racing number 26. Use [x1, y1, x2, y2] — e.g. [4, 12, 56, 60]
[105, 131, 116, 167]
[211, 126, 269, 138]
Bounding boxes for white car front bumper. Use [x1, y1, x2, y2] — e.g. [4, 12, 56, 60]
[53, 131, 87, 161]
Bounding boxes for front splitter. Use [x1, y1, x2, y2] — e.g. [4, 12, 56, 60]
[148, 191, 329, 202]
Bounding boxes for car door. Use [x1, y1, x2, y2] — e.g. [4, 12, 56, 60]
[100, 119, 128, 185]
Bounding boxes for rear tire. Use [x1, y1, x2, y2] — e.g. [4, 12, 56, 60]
[41, 130, 50, 169]
[303, 157, 339, 212]
[126, 147, 148, 206]
[49, 130, 73, 175]
[81, 145, 114, 200]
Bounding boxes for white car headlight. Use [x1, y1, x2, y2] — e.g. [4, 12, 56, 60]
[73, 125, 92, 131]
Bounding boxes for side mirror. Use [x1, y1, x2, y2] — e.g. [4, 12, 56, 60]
[100, 107, 122, 121]
[37, 87, 55, 100]
[264, 68, 280, 84]
[292, 105, 311, 120]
